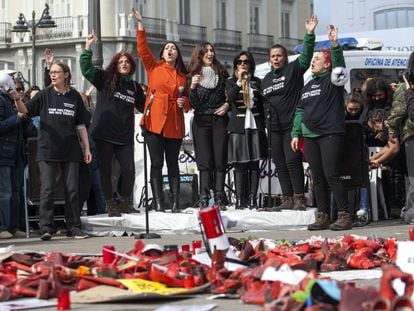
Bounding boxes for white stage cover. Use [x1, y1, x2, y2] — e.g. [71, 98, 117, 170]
[80, 207, 316, 236]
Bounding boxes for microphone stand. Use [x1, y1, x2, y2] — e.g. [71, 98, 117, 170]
[136, 91, 161, 239]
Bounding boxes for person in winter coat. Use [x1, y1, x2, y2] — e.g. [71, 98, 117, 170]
[80, 31, 145, 217]
[226, 51, 267, 210]
[261, 15, 318, 211]
[132, 8, 191, 213]
[187, 42, 230, 209]
[291, 26, 352, 231]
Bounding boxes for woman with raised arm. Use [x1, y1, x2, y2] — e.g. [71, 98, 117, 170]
[291, 26, 352, 231]
[187, 42, 229, 209]
[80, 31, 145, 216]
[226, 51, 267, 210]
[261, 16, 318, 211]
[132, 8, 190, 213]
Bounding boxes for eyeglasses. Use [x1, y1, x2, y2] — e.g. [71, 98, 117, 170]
[237, 59, 250, 65]
[49, 70, 64, 75]
[15, 87, 24, 92]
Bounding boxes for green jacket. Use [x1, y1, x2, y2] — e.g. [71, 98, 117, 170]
[386, 83, 414, 143]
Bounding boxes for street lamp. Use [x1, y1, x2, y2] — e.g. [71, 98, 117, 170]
[12, 3, 57, 86]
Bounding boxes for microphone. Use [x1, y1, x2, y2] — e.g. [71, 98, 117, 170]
[178, 86, 185, 98]
[144, 90, 155, 117]
[241, 72, 249, 80]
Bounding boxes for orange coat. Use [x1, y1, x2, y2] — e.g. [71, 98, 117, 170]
[136, 29, 190, 139]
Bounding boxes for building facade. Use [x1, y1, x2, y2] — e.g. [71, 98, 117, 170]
[0, 0, 312, 90]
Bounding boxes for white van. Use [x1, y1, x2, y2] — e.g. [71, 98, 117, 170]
[255, 49, 410, 92]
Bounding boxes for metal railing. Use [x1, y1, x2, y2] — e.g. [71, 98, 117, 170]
[277, 37, 303, 54]
[213, 28, 242, 50]
[37, 16, 73, 40]
[247, 33, 274, 52]
[142, 17, 166, 40]
[178, 24, 206, 44]
[0, 22, 12, 44]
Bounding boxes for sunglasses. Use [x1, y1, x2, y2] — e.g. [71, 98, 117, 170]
[16, 87, 24, 92]
[237, 59, 250, 65]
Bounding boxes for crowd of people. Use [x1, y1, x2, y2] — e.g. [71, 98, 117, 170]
[1, 8, 414, 240]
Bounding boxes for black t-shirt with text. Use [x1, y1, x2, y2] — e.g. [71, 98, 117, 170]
[25, 87, 90, 162]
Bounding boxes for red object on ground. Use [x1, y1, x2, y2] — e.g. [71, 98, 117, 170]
[192, 240, 202, 254]
[102, 245, 115, 264]
[57, 289, 70, 310]
[409, 227, 414, 241]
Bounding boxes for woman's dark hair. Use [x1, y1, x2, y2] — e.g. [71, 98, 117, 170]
[268, 44, 288, 66]
[365, 77, 392, 107]
[187, 42, 226, 80]
[232, 51, 256, 74]
[346, 89, 365, 107]
[104, 51, 136, 96]
[159, 41, 188, 75]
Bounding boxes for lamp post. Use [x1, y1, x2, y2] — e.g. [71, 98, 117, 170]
[12, 3, 57, 86]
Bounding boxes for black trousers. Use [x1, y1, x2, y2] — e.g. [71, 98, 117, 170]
[270, 129, 304, 196]
[38, 161, 80, 234]
[94, 140, 135, 200]
[192, 114, 228, 172]
[304, 135, 348, 214]
[145, 131, 182, 180]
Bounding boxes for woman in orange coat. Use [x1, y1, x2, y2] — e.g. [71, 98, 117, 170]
[132, 8, 190, 213]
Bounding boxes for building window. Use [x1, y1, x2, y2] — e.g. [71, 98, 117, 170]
[281, 11, 290, 38]
[179, 0, 190, 24]
[216, 0, 226, 29]
[250, 5, 259, 33]
[374, 8, 414, 30]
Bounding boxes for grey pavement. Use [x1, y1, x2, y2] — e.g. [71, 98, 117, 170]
[0, 219, 411, 310]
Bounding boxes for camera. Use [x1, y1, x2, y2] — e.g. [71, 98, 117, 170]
[400, 70, 414, 85]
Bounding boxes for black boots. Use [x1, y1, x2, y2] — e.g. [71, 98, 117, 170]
[248, 169, 259, 209]
[199, 170, 211, 208]
[151, 177, 167, 212]
[169, 176, 180, 213]
[214, 171, 227, 210]
[234, 170, 248, 209]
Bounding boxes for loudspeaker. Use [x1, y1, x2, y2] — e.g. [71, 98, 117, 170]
[162, 174, 198, 209]
[339, 121, 368, 188]
[27, 137, 65, 203]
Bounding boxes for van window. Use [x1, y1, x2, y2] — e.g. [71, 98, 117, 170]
[349, 68, 402, 91]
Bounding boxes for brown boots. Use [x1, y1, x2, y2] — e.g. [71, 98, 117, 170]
[308, 211, 353, 231]
[106, 199, 121, 217]
[118, 196, 138, 214]
[293, 194, 306, 210]
[278, 196, 294, 209]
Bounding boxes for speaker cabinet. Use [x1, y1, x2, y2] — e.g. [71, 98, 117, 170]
[339, 121, 368, 188]
[162, 174, 198, 209]
[27, 137, 65, 203]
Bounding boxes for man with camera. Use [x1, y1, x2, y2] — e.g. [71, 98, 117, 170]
[371, 52, 414, 223]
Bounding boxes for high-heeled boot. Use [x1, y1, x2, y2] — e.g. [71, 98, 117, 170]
[234, 170, 248, 209]
[150, 177, 167, 212]
[169, 176, 180, 213]
[198, 170, 211, 208]
[214, 171, 227, 210]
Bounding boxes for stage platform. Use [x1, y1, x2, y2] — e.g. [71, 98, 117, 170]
[80, 207, 316, 236]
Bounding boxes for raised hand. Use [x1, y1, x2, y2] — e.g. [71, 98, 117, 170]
[327, 25, 338, 47]
[44, 48, 55, 69]
[85, 30, 95, 50]
[131, 8, 144, 30]
[305, 15, 318, 34]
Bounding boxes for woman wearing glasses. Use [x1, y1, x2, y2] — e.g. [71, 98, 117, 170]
[80, 32, 145, 217]
[132, 8, 190, 213]
[14, 63, 91, 240]
[226, 51, 267, 209]
[261, 16, 318, 211]
[187, 42, 230, 209]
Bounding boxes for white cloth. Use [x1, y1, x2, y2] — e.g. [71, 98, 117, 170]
[199, 66, 218, 89]
[244, 82, 257, 129]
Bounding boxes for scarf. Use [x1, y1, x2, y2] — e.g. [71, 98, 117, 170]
[241, 79, 256, 129]
[199, 66, 219, 89]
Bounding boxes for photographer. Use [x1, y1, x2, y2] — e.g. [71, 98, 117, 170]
[376, 51, 414, 223]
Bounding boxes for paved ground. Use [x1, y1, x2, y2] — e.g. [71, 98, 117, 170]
[0, 219, 411, 310]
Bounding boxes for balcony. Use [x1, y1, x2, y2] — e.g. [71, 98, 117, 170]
[0, 22, 12, 44]
[277, 37, 303, 54]
[142, 17, 166, 41]
[247, 33, 274, 53]
[178, 24, 206, 45]
[213, 29, 242, 50]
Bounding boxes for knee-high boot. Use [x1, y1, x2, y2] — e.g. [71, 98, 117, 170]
[169, 176, 180, 213]
[248, 169, 259, 209]
[234, 170, 248, 209]
[151, 177, 166, 212]
[199, 170, 211, 208]
[214, 171, 227, 210]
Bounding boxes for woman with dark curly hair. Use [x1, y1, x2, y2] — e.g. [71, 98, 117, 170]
[80, 31, 145, 216]
[187, 42, 229, 209]
[132, 8, 191, 213]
